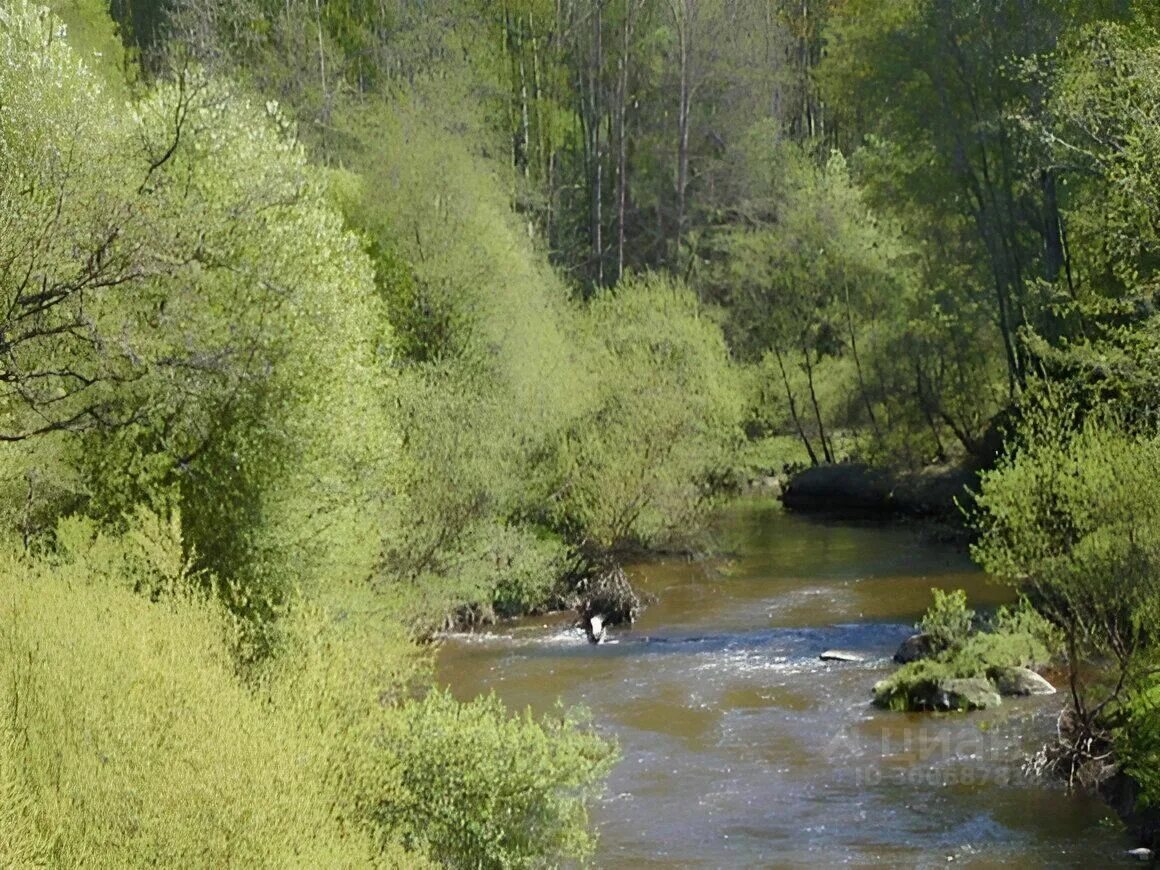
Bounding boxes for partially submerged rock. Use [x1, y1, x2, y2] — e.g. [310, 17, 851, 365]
[893, 633, 936, 664]
[934, 678, 1002, 711]
[873, 673, 1002, 712]
[780, 463, 893, 514]
[992, 666, 1056, 697]
[820, 650, 866, 663]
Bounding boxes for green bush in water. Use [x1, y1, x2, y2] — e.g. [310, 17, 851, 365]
[874, 594, 1060, 711]
[918, 588, 976, 654]
[872, 657, 991, 712]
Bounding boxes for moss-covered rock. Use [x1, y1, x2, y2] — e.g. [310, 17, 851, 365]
[893, 632, 937, 664]
[991, 666, 1057, 696]
[873, 592, 1062, 712]
[872, 669, 1002, 711]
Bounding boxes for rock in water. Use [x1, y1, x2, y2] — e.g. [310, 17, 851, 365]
[819, 650, 866, 663]
[992, 666, 1056, 697]
[1126, 847, 1154, 862]
[934, 678, 1002, 711]
[894, 633, 936, 664]
[873, 675, 1002, 712]
[779, 463, 893, 513]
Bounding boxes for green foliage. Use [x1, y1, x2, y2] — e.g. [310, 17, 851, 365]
[373, 690, 617, 868]
[48, 0, 139, 95]
[0, 519, 387, 867]
[960, 20, 1160, 804]
[874, 590, 1060, 712]
[872, 657, 985, 713]
[486, 524, 571, 618]
[700, 137, 967, 466]
[1119, 681, 1160, 808]
[336, 96, 740, 609]
[918, 588, 975, 653]
[0, 511, 615, 867]
[1046, 22, 1160, 299]
[551, 273, 744, 550]
[974, 411, 1160, 721]
[989, 597, 1062, 664]
[0, 8, 632, 864]
[0, 2, 402, 630]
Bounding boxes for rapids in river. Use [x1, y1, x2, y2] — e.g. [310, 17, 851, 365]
[436, 497, 1131, 867]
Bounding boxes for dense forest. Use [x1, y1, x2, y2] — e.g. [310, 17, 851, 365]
[3, 0, 1160, 863]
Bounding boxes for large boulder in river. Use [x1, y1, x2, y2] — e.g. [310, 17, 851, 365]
[873, 674, 1001, 711]
[992, 666, 1056, 697]
[890, 465, 979, 518]
[934, 678, 1002, 711]
[781, 462, 978, 520]
[893, 633, 936, 664]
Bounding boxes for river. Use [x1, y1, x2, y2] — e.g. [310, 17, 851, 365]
[436, 497, 1130, 867]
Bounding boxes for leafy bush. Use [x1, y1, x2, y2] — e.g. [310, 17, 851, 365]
[0, 510, 617, 867]
[985, 598, 1061, 667]
[486, 524, 571, 618]
[550, 273, 744, 551]
[872, 657, 986, 712]
[973, 408, 1160, 796]
[1119, 682, 1160, 808]
[974, 416, 1160, 713]
[0, 732, 49, 866]
[874, 591, 1061, 711]
[373, 690, 617, 868]
[0, 3, 400, 632]
[338, 101, 742, 615]
[0, 517, 387, 867]
[918, 588, 975, 654]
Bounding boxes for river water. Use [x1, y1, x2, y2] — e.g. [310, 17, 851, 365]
[436, 497, 1130, 867]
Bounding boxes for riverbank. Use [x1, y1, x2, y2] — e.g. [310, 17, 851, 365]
[780, 461, 978, 522]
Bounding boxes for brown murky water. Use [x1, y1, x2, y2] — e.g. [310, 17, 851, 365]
[436, 497, 1129, 867]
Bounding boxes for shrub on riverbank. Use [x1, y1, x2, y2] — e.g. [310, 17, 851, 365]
[372, 691, 616, 866]
[974, 413, 1160, 804]
[336, 100, 744, 621]
[0, 512, 615, 866]
[546, 273, 745, 553]
[0, 518, 387, 866]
